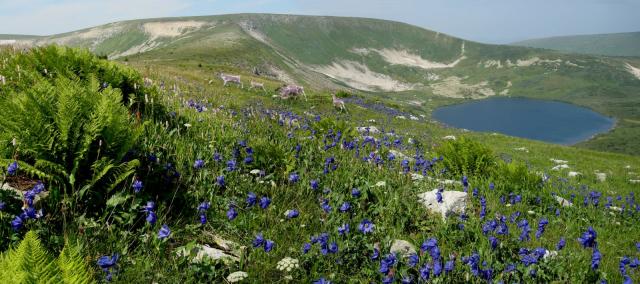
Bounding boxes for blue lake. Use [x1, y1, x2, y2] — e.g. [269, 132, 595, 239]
[432, 97, 615, 145]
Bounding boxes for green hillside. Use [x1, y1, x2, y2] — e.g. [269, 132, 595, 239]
[2, 44, 640, 283]
[3, 14, 640, 156]
[512, 32, 640, 57]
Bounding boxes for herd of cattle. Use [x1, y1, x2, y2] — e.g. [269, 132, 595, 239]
[0, 67, 346, 110]
[218, 73, 307, 99]
[216, 73, 348, 110]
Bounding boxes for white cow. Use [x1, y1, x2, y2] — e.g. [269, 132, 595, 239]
[220, 73, 243, 88]
[279, 85, 306, 99]
[331, 93, 346, 111]
[249, 80, 266, 91]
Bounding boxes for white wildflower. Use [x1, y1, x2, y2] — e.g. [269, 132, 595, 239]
[375, 181, 386, 187]
[184, 123, 192, 128]
[250, 169, 261, 175]
[276, 257, 299, 272]
[227, 271, 248, 283]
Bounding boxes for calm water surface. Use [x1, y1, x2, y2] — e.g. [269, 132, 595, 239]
[432, 97, 615, 145]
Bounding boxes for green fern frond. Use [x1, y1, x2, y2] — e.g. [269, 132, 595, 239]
[0, 231, 61, 283]
[58, 242, 93, 284]
[0, 231, 94, 284]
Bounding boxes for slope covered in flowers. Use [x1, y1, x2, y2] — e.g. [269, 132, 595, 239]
[0, 46, 639, 283]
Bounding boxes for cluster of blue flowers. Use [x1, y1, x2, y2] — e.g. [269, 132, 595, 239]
[97, 254, 119, 281]
[253, 233, 275, 252]
[10, 182, 46, 231]
[6, 161, 18, 175]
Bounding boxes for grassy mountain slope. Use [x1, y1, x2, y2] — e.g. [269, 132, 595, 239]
[3, 14, 640, 155]
[2, 40, 640, 283]
[513, 32, 640, 57]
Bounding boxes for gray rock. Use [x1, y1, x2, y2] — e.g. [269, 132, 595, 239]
[390, 240, 417, 257]
[177, 244, 239, 264]
[418, 189, 468, 221]
[356, 126, 380, 134]
[555, 196, 572, 207]
[176, 236, 244, 265]
[1, 184, 48, 204]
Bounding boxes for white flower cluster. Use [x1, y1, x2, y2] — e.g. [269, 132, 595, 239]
[226, 271, 248, 283]
[276, 257, 299, 272]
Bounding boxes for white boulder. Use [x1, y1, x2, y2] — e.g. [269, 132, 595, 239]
[550, 159, 568, 164]
[555, 196, 572, 207]
[390, 149, 413, 161]
[390, 240, 417, 257]
[418, 189, 468, 221]
[551, 164, 570, 171]
[177, 244, 240, 264]
[567, 171, 581, 178]
[356, 126, 381, 134]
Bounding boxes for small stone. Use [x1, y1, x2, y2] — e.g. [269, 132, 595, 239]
[356, 126, 380, 134]
[543, 250, 558, 260]
[177, 245, 239, 264]
[410, 173, 424, 181]
[555, 196, 572, 207]
[551, 164, 570, 171]
[609, 206, 623, 212]
[390, 240, 417, 258]
[567, 171, 581, 178]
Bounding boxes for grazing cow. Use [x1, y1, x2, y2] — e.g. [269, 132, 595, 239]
[249, 80, 266, 91]
[0, 74, 5, 85]
[331, 93, 346, 111]
[279, 84, 306, 99]
[220, 73, 243, 88]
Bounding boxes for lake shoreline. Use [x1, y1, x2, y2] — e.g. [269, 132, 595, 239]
[431, 96, 616, 145]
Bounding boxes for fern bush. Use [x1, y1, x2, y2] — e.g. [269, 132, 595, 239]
[492, 161, 544, 199]
[1, 46, 143, 110]
[0, 231, 93, 283]
[435, 137, 497, 178]
[0, 75, 141, 195]
[0, 47, 150, 219]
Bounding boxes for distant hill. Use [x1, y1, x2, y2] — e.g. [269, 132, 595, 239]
[512, 32, 640, 57]
[1, 14, 640, 154]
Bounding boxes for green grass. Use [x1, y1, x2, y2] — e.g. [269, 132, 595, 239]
[2, 38, 640, 284]
[8, 13, 640, 155]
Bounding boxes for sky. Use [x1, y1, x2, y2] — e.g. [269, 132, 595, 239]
[1, 0, 639, 44]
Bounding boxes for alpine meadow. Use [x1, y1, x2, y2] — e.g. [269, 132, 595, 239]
[0, 11, 640, 284]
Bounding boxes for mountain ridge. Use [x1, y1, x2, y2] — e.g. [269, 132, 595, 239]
[512, 31, 640, 57]
[2, 13, 640, 155]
